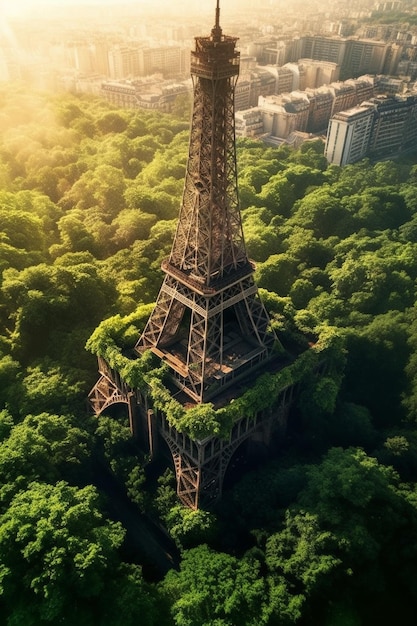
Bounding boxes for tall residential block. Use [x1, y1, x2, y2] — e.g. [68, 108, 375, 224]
[325, 94, 417, 165]
[325, 106, 374, 165]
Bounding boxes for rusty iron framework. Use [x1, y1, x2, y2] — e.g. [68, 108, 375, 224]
[135, 2, 280, 404]
[89, 2, 290, 509]
[159, 385, 294, 509]
[90, 357, 295, 510]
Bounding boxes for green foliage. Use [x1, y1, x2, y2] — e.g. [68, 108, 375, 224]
[1, 261, 116, 368]
[2, 86, 417, 626]
[0, 481, 125, 623]
[162, 545, 269, 626]
[0, 412, 93, 506]
[0, 410, 13, 442]
[165, 506, 217, 550]
[87, 310, 344, 440]
[126, 465, 146, 511]
[266, 510, 341, 595]
[0, 356, 21, 412]
[19, 361, 86, 416]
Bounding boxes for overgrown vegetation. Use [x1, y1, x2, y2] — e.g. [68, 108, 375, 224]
[1, 86, 417, 624]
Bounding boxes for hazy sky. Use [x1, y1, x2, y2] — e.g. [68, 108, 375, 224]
[0, 0, 221, 17]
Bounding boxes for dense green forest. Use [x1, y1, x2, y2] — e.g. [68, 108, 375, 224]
[1, 84, 417, 625]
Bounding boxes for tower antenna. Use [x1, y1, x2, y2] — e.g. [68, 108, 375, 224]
[212, 0, 221, 39]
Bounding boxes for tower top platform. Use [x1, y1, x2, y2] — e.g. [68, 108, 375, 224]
[191, 0, 239, 80]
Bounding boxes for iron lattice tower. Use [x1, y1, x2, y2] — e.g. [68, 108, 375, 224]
[89, 2, 294, 510]
[136, 2, 278, 404]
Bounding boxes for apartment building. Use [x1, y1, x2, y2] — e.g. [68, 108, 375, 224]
[101, 81, 138, 107]
[330, 81, 358, 115]
[366, 95, 417, 159]
[235, 108, 264, 138]
[101, 80, 189, 112]
[342, 39, 388, 79]
[108, 45, 140, 80]
[138, 46, 186, 78]
[258, 93, 310, 138]
[325, 106, 374, 165]
[346, 76, 375, 105]
[301, 36, 347, 65]
[235, 79, 251, 111]
[298, 58, 340, 89]
[325, 94, 417, 164]
[276, 66, 297, 94]
[375, 75, 405, 96]
[306, 88, 334, 133]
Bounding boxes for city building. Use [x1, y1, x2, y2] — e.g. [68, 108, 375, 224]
[101, 80, 138, 107]
[101, 79, 190, 112]
[330, 81, 358, 115]
[306, 87, 334, 133]
[235, 78, 251, 111]
[258, 92, 310, 138]
[325, 105, 374, 165]
[325, 94, 417, 165]
[342, 38, 389, 78]
[375, 75, 406, 95]
[366, 94, 417, 159]
[138, 46, 187, 78]
[346, 75, 375, 104]
[108, 45, 140, 79]
[276, 66, 296, 94]
[301, 35, 347, 66]
[235, 108, 264, 138]
[298, 58, 340, 89]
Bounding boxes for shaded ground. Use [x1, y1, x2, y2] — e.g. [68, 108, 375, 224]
[95, 466, 180, 580]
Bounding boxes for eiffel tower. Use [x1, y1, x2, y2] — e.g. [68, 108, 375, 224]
[89, 1, 295, 509]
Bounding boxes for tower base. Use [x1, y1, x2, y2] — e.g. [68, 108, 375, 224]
[88, 358, 295, 509]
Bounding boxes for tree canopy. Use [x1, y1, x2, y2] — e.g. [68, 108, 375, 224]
[1, 85, 417, 625]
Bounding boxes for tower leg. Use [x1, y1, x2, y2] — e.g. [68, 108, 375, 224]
[127, 391, 138, 437]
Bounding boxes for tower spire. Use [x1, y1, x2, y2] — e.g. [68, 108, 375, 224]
[212, 0, 222, 40]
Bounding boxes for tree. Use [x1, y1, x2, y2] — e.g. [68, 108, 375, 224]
[299, 447, 417, 591]
[342, 311, 410, 427]
[59, 164, 126, 218]
[164, 505, 217, 550]
[0, 412, 93, 505]
[283, 163, 325, 199]
[54, 211, 98, 255]
[162, 545, 269, 626]
[93, 413, 148, 508]
[0, 206, 45, 252]
[266, 510, 341, 598]
[1, 262, 116, 366]
[18, 362, 86, 416]
[110, 209, 157, 250]
[242, 207, 281, 261]
[0, 410, 13, 442]
[259, 173, 295, 217]
[96, 111, 128, 134]
[255, 253, 298, 296]
[284, 227, 333, 268]
[0, 356, 21, 415]
[289, 188, 356, 239]
[0, 481, 125, 624]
